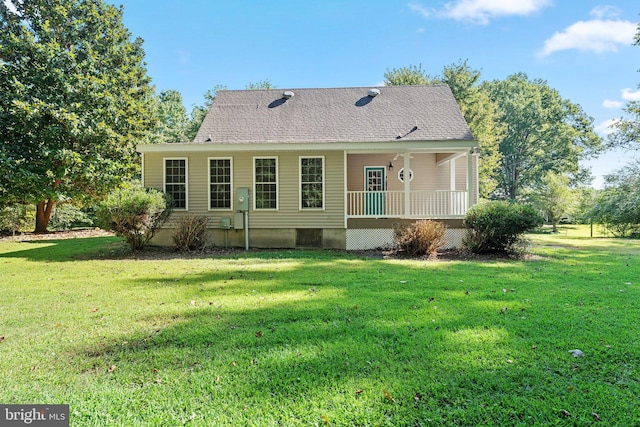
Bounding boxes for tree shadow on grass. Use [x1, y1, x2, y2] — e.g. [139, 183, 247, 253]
[0, 236, 123, 262]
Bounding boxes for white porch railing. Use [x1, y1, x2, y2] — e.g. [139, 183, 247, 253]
[347, 190, 468, 218]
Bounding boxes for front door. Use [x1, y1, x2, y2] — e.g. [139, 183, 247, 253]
[365, 167, 385, 216]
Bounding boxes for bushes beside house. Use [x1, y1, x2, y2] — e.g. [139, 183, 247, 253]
[393, 220, 446, 258]
[464, 201, 543, 255]
[172, 214, 209, 252]
[97, 186, 171, 252]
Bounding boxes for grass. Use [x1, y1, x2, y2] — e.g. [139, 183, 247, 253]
[0, 227, 638, 426]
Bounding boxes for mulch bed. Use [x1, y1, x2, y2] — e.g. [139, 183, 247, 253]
[1, 230, 537, 262]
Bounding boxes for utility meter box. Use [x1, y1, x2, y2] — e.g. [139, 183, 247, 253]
[234, 212, 244, 229]
[236, 188, 250, 211]
[220, 217, 231, 230]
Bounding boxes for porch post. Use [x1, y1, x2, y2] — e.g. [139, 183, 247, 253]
[467, 150, 474, 211]
[403, 152, 411, 217]
[343, 150, 348, 229]
[450, 158, 456, 191]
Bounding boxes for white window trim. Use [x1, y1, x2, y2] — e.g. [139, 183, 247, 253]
[163, 157, 188, 211]
[299, 155, 325, 211]
[208, 157, 233, 211]
[253, 156, 279, 211]
[397, 167, 414, 183]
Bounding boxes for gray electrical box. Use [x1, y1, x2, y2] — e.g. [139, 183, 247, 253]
[220, 217, 231, 229]
[236, 188, 250, 211]
[234, 212, 244, 229]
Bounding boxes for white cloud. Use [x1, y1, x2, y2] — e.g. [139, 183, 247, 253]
[602, 99, 623, 109]
[621, 88, 640, 101]
[539, 19, 636, 56]
[589, 5, 621, 19]
[595, 118, 620, 136]
[408, 0, 551, 25]
[407, 2, 432, 18]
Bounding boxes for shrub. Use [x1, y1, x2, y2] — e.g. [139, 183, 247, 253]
[463, 201, 543, 255]
[49, 203, 94, 231]
[0, 204, 33, 235]
[172, 214, 209, 252]
[393, 220, 447, 258]
[96, 186, 171, 252]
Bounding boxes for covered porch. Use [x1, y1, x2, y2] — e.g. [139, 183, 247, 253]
[345, 149, 478, 220]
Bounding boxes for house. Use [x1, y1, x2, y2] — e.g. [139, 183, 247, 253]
[137, 85, 479, 250]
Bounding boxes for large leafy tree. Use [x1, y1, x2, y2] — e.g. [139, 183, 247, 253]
[0, 0, 155, 232]
[610, 22, 640, 149]
[384, 62, 503, 197]
[482, 73, 601, 199]
[147, 90, 189, 143]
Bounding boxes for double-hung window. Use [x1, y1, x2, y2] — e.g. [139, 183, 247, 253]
[209, 158, 232, 210]
[254, 157, 278, 210]
[300, 156, 324, 209]
[164, 158, 187, 209]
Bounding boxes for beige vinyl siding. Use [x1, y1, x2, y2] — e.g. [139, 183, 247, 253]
[143, 150, 344, 229]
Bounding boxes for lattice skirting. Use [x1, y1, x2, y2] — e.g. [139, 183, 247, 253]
[346, 228, 467, 251]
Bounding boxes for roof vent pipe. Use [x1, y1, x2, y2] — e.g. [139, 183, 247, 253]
[368, 88, 380, 97]
[283, 91, 294, 99]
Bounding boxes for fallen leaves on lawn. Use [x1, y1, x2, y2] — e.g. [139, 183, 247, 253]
[107, 364, 116, 373]
[568, 349, 585, 358]
[321, 415, 329, 424]
[90, 307, 98, 312]
[0, 336, 5, 343]
[355, 389, 364, 396]
[383, 389, 396, 403]
[255, 331, 263, 338]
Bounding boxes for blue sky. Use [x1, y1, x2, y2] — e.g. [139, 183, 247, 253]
[118, 0, 639, 187]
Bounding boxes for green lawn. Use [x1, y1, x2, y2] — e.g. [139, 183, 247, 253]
[0, 229, 638, 426]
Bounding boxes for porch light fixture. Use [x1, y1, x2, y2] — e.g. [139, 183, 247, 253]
[388, 162, 394, 171]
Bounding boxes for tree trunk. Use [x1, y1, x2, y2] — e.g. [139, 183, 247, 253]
[34, 199, 55, 233]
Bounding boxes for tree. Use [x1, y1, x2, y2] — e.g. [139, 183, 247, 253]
[147, 90, 190, 143]
[590, 160, 640, 237]
[525, 172, 574, 232]
[384, 61, 503, 197]
[384, 64, 433, 86]
[185, 85, 226, 141]
[481, 73, 601, 200]
[0, 0, 155, 232]
[609, 22, 640, 149]
[245, 79, 276, 90]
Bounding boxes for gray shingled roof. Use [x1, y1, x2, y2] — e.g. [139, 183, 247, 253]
[193, 85, 474, 144]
